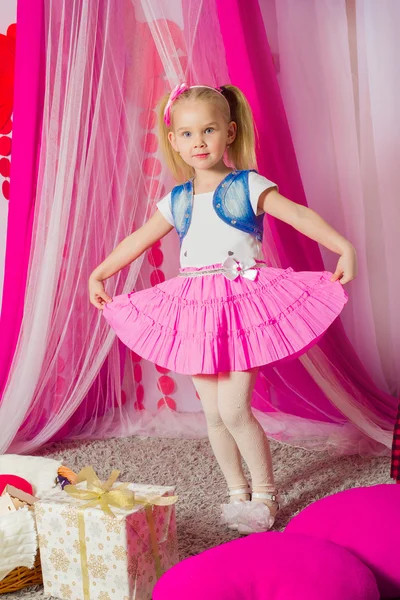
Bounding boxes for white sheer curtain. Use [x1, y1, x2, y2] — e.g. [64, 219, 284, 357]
[0, 0, 230, 453]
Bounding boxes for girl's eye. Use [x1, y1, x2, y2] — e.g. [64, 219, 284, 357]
[181, 128, 214, 137]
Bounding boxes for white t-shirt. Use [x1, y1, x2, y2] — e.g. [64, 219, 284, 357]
[156, 171, 278, 268]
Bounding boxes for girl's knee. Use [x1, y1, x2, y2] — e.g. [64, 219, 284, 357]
[219, 403, 252, 431]
[204, 407, 225, 430]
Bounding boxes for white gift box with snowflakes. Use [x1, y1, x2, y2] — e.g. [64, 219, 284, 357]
[34, 481, 179, 600]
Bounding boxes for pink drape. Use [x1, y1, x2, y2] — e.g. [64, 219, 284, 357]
[0, 0, 44, 400]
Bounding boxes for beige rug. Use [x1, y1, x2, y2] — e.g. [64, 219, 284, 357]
[2, 435, 392, 598]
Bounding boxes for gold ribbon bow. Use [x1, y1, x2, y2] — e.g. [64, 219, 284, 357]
[64, 467, 178, 598]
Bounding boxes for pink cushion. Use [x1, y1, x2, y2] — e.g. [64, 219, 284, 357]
[153, 532, 379, 600]
[0, 474, 33, 495]
[285, 484, 400, 599]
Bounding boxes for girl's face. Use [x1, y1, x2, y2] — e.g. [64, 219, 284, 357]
[168, 100, 236, 172]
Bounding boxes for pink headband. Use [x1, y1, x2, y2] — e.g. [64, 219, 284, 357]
[163, 83, 226, 127]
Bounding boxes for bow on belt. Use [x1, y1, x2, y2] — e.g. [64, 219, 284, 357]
[222, 256, 260, 281]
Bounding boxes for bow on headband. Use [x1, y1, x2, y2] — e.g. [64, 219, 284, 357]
[222, 256, 259, 281]
[163, 82, 225, 127]
[163, 83, 189, 127]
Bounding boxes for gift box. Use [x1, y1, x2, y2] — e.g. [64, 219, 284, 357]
[34, 468, 179, 600]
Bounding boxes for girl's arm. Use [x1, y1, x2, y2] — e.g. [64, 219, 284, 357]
[90, 210, 174, 282]
[259, 188, 357, 284]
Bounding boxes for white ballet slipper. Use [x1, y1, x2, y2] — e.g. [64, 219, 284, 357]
[221, 499, 252, 530]
[220, 486, 251, 531]
[236, 500, 276, 535]
[234, 491, 281, 535]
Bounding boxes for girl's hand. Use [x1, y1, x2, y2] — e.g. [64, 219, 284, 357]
[330, 245, 358, 285]
[89, 276, 113, 310]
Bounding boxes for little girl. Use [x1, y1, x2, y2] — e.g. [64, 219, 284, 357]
[89, 83, 357, 534]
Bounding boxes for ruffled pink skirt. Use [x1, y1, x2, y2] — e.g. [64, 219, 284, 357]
[102, 263, 348, 375]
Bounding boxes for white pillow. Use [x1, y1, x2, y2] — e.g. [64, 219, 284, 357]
[0, 455, 63, 497]
[0, 508, 37, 580]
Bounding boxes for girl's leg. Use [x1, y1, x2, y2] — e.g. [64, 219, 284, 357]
[192, 374, 250, 501]
[217, 368, 278, 509]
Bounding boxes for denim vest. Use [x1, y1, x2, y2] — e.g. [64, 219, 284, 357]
[170, 169, 264, 246]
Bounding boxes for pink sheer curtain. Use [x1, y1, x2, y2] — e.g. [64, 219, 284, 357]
[214, 0, 397, 452]
[0, 0, 397, 455]
[259, 0, 400, 397]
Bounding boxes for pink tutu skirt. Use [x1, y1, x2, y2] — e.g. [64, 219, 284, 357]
[102, 262, 348, 375]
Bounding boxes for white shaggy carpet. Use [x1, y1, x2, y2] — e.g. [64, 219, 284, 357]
[1, 435, 392, 598]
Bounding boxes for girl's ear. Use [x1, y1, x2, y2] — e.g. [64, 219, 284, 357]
[227, 121, 237, 145]
[168, 131, 179, 152]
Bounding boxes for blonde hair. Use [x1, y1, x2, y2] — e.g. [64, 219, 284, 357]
[157, 85, 258, 183]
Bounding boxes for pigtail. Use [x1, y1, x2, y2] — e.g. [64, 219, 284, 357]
[220, 85, 258, 171]
[156, 92, 195, 183]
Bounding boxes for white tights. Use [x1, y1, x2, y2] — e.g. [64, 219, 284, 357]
[192, 368, 276, 498]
